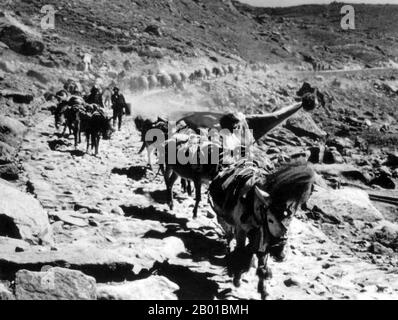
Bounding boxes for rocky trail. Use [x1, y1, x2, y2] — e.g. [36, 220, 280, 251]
[1, 87, 396, 300]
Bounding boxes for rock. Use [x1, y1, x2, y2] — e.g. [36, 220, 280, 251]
[0, 238, 186, 281]
[111, 206, 124, 216]
[26, 70, 49, 84]
[0, 141, 15, 164]
[371, 173, 396, 190]
[0, 90, 34, 104]
[326, 137, 354, 154]
[0, 60, 18, 73]
[38, 57, 57, 68]
[285, 112, 326, 140]
[0, 179, 52, 244]
[323, 147, 345, 164]
[0, 283, 14, 300]
[313, 164, 370, 185]
[0, 12, 45, 56]
[144, 24, 162, 37]
[308, 187, 384, 223]
[308, 145, 325, 164]
[355, 137, 369, 151]
[49, 211, 88, 227]
[371, 222, 398, 252]
[122, 60, 132, 71]
[0, 163, 19, 180]
[18, 104, 29, 116]
[385, 152, 398, 168]
[97, 276, 179, 300]
[368, 242, 393, 255]
[284, 277, 300, 287]
[15, 267, 96, 300]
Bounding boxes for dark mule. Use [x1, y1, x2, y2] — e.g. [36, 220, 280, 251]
[134, 115, 193, 196]
[134, 115, 168, 169]
[209, 159, 315, 299]
[161, 112, 252, 218]
[160, 131, 222, 218]
[84, 110, 114, 155]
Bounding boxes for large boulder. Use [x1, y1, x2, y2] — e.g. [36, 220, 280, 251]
[0, 238, 186, 281]
[313, 163, 370, 185]
[0, 12, 44, 56]
[0, 141, 15, 164]
[0, 115, 27, 147]
[0, 179, 52, 244]
[97, 276, 179, 300]
[308, 187, 384, 223]
[0, 163, 19, 180]
[285, 111, 326, 140]
[0, 283, 14, 300]
[370, 221, 398, 252]
[15, 267, 96, 300]
[326, 137, 354, 154]
[0, 60, 18, 73]
[385, 152, 398, 168]
[0, 90, 34, 104]
[26, 70, 49, 84]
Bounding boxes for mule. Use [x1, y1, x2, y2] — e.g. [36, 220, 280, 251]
[160, 112, 253, 218]
[209, 159, 315, 299]
[84, 110, 114, 155]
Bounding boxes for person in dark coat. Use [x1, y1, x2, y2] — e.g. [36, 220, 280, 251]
[111, 87, 127, 131]
[85, 85, 104, 108]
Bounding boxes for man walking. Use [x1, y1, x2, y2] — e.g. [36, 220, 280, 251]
[111, 87, 127, 131]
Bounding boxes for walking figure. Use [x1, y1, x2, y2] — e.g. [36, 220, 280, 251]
[111, 87, 127, 131]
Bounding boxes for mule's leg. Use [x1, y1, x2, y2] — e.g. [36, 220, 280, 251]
[62, 123, 67, 137]
[118, 112, 122, 131]
[187, 180, 192, 196]
[112, 108, 117, 128]
[256, 253, 272, 300]
[95, 133, 100, 155]
[164, 168, 178, 210]
[232, 228, 247, 287]
[86, 132, 90, 153]
[74, 128, 78, 149]
[147, 146, 153, 171]
[181, 179, 187, 194]
[193, 179, 201, 219]
[225, 231, 234, 253]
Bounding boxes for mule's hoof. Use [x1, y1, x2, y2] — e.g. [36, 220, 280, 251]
[260, 291, 268, 300]
[233, 277, 241, 288]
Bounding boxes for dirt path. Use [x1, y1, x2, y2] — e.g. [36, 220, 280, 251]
[15, 95, 398, 300]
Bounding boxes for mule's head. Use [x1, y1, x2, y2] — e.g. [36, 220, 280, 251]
[134, 116, 145, 132]
[253, 162, 315, 261]
[54, 110, 66, 130]
[103, 117, 115, 140]
[254, 187, 292, 243]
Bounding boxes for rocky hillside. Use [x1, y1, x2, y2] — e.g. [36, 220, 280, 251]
[0, 0, 397, 300]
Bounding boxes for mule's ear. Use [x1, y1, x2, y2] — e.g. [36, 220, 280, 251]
[254, 186, 270, 205]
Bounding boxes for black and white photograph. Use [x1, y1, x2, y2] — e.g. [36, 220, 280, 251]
[0, 0, 397, 303]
